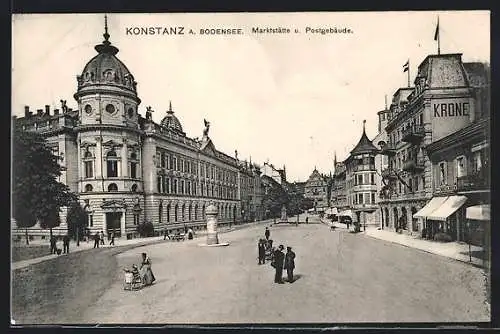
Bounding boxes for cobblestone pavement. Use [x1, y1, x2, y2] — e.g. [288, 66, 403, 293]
[81, 216, 490, 324]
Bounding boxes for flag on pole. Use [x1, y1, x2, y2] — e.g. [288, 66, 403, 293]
[434, 17, 440, 41]
[403, 60, 409, 72]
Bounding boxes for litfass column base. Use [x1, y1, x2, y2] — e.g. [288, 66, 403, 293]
[207, 232, 219, 245]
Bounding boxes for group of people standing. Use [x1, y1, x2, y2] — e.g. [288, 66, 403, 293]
[258, 227, 296, 284]
[92, 231, 115, 248]
[49, 235, 70, 255]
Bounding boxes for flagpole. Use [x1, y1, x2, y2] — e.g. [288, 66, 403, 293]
[407, 60, 410, 88]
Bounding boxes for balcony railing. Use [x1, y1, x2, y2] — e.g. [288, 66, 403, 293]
[402, 158, 425, 173]
[401, 124, 425, 144]
[456, 172, 490, 192]
[379, 142, 397, 156]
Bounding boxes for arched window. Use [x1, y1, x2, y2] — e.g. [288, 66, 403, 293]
[194, 205, 198, 221]
[107, 150, 118, 177]
[166, 204, 171, 223]
[131, 184, 138, 192]
[174, 204, 178, 222]
[130, 152, 138, 179]
[83, 150, 94, 178]
[108, 183, 118, 192]
[202, 204, 206, 220]
[188, 204, 192, 221]
[85, 184, 93, 192]
[181, 204, 185, 221]
[159, 202, 163, 224]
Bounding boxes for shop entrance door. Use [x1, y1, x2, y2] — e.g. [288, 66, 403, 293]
[106, 212, 122, 238]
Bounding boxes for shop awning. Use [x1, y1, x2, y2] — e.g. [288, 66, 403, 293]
[426, 196, 467, 221]
[413, 197, 448, 219]
[466, 205, 490, 221]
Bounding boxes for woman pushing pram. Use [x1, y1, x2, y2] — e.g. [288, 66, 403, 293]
[123, 252, 156, 290]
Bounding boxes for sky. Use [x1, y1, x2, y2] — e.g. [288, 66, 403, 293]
[12, 11, 490, 182]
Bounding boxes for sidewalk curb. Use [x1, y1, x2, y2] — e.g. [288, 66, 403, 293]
[12, 221, 269, 270]
[362, 232, 484, 269]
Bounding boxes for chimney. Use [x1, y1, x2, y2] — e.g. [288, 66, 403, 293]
[45, 105, 50, 116]
[37, 109, 43, 116]
[54, 109, 60, 115]
[24, 106, 30, 118]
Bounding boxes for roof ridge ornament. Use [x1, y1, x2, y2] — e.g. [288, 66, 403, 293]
[94, 14, 119, 55]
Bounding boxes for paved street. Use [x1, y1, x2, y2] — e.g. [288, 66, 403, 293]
[79, 216, 489, 324]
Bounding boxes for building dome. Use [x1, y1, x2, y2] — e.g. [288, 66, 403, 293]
[160, 102, 184, 133]
[76, 16, 138, 96]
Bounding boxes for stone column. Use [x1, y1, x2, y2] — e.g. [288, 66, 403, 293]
[205, 203, 219, 245]
[95, 136, 103, 191]
[122, 139, 128, 178]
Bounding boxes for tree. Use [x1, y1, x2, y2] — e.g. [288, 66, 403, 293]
[12, 127, 78, 241]
[66, 202, 87, 246]
[262, 178, 288, 219]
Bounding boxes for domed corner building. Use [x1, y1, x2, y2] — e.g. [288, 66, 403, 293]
[13, 17, 244, 241]
[344, 120, 381, 229]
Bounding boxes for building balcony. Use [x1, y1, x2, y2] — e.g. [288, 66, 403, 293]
[381, 168, 398, 180]
[401, 124, 425, 144]
[456, 172, 490, 193]
[402, 158, 425, 173]
[379, 142, 397, 156]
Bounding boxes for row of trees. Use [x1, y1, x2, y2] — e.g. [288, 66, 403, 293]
[261, 178, 314, 219]
[13, 127, 86, 245]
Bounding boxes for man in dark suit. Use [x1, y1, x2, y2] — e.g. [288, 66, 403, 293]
[284, 246, 296, 283]
[93, 232, 100, 248]
[50, 235, 57, 254]
[265, 227, 270, 240]
[273, 245, 285, 284]
[63, 234, 70, 254]
[258, 239, 266, 265]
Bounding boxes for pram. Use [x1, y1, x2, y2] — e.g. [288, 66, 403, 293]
[123, 265, 143, 290]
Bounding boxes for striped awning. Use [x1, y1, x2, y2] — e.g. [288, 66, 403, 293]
[426, 196, 467, 221]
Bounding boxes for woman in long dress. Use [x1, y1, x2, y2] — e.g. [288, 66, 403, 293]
[140, 252, 156, 286]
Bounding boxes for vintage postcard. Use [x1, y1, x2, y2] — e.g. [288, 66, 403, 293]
[11, 11, 490, 325]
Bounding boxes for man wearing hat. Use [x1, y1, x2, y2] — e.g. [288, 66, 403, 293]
[284, 246, 296, 283]
[273, 245, 285, 284]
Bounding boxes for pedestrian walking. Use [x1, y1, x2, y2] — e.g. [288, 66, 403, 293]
[258, 239, 266, 264]
[163, 229, 170, 240]
[100, 231, 105, 245]
[187, 227, 194, 240]
[50, 235, 57, 254]
[93, 232, 100, 248]
[305, 217, 309, 224]
[109, 231, 115, 246]
[265, 227, 270, 240]
[272, 245, 285, 284]
[63, 234, 70, 254]
[284, 246, 296, 283]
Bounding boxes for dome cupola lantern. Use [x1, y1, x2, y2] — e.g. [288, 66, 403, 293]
[75, 14, 140, 102]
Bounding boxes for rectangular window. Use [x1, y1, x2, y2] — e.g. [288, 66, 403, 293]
[415, 177, 419, 191]
[187, 181, 191, 195]
[180, 159, 184, 172]
[84, 161, 93, 178]
[370, 173, 375, 185]
[439, 162, 446, 185]
[181, 180, 185, 194]
[177, 158, 181, 171]
[173, 179, 178, 194]
[157, 176, 162, 193]
[409, 178, 413, 192]
[371, 193, 375, 204]
[173, 157, 177, 171]
[166, 178, 171, 193]
[456, 156, 466, 178]
[160, 152, 165, 168]
[130, 162, 137, 179]
[107, 160, 118, 177]
[357, 175, 363, 185]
